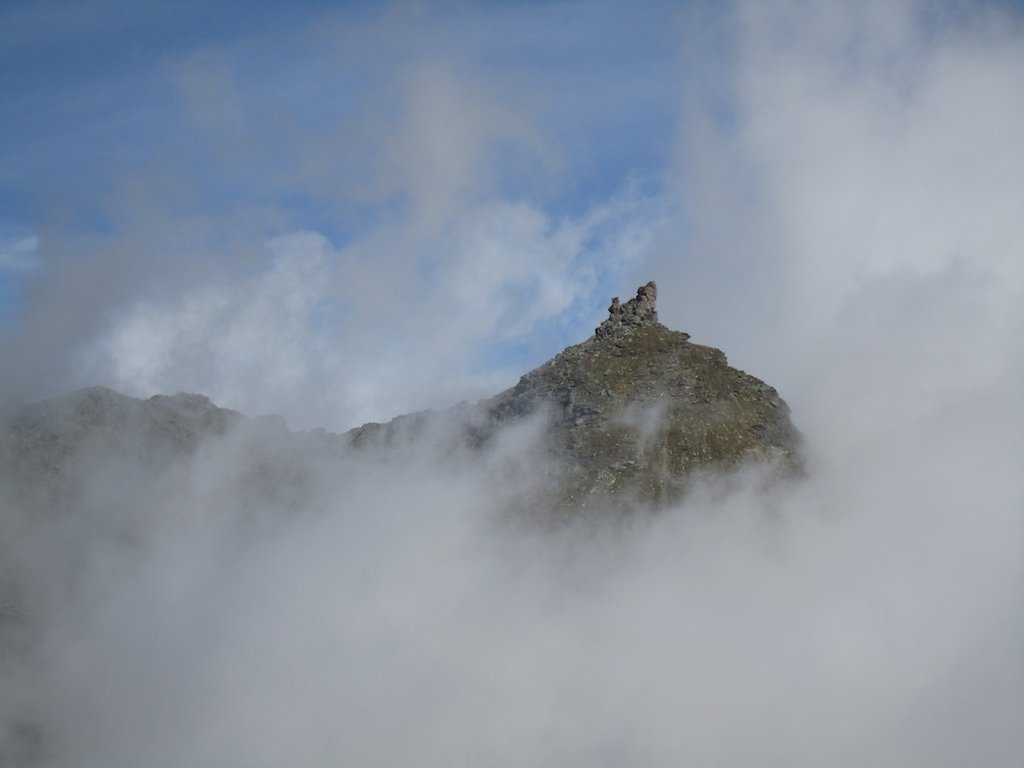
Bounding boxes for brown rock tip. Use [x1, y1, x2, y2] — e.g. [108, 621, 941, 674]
[596, 280, 658, 336]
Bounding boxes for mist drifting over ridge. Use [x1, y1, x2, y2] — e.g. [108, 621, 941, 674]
[1, 1, 1023, 766]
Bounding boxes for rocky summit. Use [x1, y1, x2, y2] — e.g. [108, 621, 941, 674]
[483, 281, 799, 505]
[350, 281, 801, 508]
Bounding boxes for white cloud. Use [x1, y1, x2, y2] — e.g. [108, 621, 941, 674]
[653, 0, 1024, 401]
[84, 188, 660, 430]
[388, 60, 549, 232]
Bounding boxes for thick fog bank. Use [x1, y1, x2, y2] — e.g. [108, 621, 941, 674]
[1, 358, 1021, 767]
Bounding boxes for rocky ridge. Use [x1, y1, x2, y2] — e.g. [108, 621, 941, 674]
[2, 282, 800, 512]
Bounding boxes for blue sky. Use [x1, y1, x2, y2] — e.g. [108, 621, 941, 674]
[2, 0, 1023, 431]
[1, 1, 680, 238]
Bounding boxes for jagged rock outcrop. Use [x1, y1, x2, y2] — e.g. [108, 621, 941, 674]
[596, 280, 660, 336]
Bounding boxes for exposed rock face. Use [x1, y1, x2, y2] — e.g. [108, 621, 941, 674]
[476, 283, 798, 507]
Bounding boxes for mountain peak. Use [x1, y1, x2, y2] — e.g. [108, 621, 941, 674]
[470, 284, 800, 508]
[351, 281, 801, 510]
